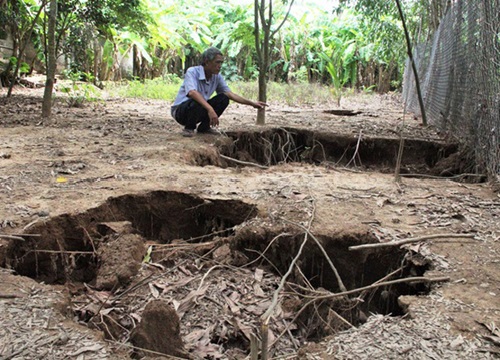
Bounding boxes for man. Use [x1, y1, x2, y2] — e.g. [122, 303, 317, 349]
[171, 47, 267, 137]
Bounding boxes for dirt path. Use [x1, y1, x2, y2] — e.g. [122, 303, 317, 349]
[0, 88, 498, 359]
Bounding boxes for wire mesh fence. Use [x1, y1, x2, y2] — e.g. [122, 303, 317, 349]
[403, 0, 500, 181]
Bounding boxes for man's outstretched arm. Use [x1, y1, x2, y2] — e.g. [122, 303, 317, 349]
[225, 91, 268, 109]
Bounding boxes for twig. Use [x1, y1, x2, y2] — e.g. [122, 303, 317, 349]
[399, 173, 486, 179]
[395, 78, 409, 183]
[183, 228, 233, 243]
[197, 264, 224, 291]
[261, 230, 310, 322]
[282, 219, 347, 293]
[312, 139, 327, 163]
[4, 233, 40, 237]
[261, 136, 274, 165]
[300, 276, 449, 300]
[349, 233, 476, 251]
[346, 130, 362, 167]
[153, 240, 219, 253]
[250, 333, 259, 360]
[242, 232, 292, 268]
[220, 154, 269, 169]
[359, 266, 404, 300]
[260, 198, 317, 358]
[283, 319, 299, 349]
[0, 294, 22, 298]
[32, 249, 95, 255]
[0, 234, 25, 241]
[328, 308, 355, 328]
[95, 314, 119, 342]
[337, 186, 377, 192]
[395, 0, 427, 126]
[89, 283, 118, 322]
[245, 248, 284, 277]
[261, 322, 269, 360]
[312, 302, 336, 335]
[82, 226, 97, 254]
[293, 262, 315, 291]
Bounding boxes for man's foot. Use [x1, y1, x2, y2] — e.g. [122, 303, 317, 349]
[182, 128, 195, 137]
[197, 128, 221, 136]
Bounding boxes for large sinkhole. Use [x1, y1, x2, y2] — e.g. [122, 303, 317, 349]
[231, 226, 432, 340]
[208, 128, 473, 178]
[7, 190, 257, 284]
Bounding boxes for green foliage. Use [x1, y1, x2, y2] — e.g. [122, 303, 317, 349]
[8, 57, 30, 74]
[220, 61, 243, 82]
[288, 65, 309, 83]
[9, 0, 429, 92]
[59, 70, 101, 107]
[112, 77, 181, 100]
[83, 0, 151, 37]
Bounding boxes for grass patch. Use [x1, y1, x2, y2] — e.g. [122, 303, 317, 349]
[108, 78, 337, 106]
[108, 77, 181, 100]
[230, 81, 335, 106]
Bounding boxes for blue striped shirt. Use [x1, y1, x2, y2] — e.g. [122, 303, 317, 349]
[171, 65, 231, 116]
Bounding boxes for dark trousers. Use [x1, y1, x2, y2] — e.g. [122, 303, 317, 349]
[173, 93, 229, 132]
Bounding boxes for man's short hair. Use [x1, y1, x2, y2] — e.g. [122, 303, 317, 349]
[201, 47, 223, 65]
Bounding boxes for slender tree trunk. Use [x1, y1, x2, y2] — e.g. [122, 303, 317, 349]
[256, 69, 267, 124]
[93, 37, 101, 82]
[395, 0, 427, 126]
[7, 0, 46, 97]
[133, 44, 140, 78]
[112, 42, 121, 81]
[255, 0, 267, 125]
[254, 0, 294, 125]
[42, 0, 57, 118]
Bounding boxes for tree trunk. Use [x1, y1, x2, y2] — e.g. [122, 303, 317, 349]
[7, 0, 46, 97]
[254, 0, 294, 124]
[256, 69, 267, 124]
[42, 0, 57, 118]
[93, 37, 101, 82]
[395, 0, 427, 126]
[133, 44, 140, 78]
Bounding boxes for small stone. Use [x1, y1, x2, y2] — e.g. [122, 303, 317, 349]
[38, 210, 50, 217]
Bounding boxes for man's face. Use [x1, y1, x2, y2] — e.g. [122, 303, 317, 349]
[205, 55, 224, 75]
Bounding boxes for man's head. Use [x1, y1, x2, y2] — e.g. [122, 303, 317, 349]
[202, 47, 224, 77]
[201, 47, 223, 65]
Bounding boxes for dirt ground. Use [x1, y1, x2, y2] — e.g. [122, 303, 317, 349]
[0, 84, 499, 359]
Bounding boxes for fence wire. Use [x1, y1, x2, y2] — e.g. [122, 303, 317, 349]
[403, 0, 500, 181]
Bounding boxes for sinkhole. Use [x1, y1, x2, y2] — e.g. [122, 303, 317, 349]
[206, 128, 476, 179]
[231, 226, 433, 340]
[6, 190, 257, 285]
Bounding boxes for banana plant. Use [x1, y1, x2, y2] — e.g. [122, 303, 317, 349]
[320, 34, 357, 106]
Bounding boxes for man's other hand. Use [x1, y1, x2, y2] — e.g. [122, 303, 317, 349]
[252, 101, 268, 109]
[208, 108, 219, 127]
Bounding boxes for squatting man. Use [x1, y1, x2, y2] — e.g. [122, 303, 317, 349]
[171, 47, 268, 137]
